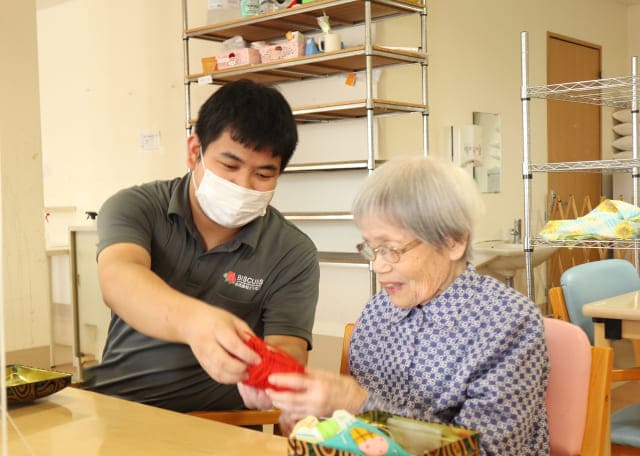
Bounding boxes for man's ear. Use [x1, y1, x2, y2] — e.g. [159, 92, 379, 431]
[186, 134, 201, 170]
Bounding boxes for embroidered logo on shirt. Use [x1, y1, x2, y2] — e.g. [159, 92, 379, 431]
[223, 270, 264, 291]
[223, 271, 237, 284]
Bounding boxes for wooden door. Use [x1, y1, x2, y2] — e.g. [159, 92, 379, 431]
[547, 33, 602, 287]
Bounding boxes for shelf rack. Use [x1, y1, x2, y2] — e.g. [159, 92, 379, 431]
[184, 0, 424, 43]
[182, 0, 428, 296]
[520, 30, 640, 300]
[181, 0, 429, 152]
[188, 46, 425, 85]
[527, 76, 639, 108]
[533, 239, 640, 250]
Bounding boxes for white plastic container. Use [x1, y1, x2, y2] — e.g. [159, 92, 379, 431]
[240, 0, 260, 17]
[207, 0, 242, 24]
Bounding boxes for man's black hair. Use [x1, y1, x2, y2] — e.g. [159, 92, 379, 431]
[195, 79, 298, 171]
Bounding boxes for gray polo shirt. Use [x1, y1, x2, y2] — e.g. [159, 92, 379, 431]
[83, 174, 319, 412]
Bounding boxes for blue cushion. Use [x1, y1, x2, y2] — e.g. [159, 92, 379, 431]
[611, 403, 640, 448]
[560, 259, 640, 344]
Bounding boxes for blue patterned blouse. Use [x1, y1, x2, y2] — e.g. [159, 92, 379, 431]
[349, 264, 549, 456]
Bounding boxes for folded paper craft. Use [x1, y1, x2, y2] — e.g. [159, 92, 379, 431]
[242, 334, 304, 391]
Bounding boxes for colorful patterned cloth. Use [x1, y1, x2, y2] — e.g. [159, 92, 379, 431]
[539, 199, 640, 241]
[349, 265, 549, 456]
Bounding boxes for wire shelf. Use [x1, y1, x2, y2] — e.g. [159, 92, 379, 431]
[527, 76, 640, 109]
[532, 238, 640, 250]
[529, 158, 640, 173]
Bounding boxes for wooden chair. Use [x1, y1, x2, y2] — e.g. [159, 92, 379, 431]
[549, 259, 640, 454]
[340, 322, 355, 376]
[544, 317, 613, 455]
[187, 408, 281, 433]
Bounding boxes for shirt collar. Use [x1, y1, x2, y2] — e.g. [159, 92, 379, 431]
[385, 263, 478, 324]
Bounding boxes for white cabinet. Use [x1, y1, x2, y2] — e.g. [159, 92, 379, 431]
[69, 227, 110, 380]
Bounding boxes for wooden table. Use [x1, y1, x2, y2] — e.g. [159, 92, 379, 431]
[6, 387, 288, 455]
[582, 289, 640, 365]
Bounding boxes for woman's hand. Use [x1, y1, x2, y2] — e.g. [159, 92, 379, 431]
[265, 368, 368, 423]
[237, 383, 274, 410]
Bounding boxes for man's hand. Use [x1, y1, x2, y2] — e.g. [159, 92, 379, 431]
[184, 305, 261, 384]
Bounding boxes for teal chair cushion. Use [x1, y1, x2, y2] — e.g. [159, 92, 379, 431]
[611, 403, 640, 448]
[560, 259, 640, 345]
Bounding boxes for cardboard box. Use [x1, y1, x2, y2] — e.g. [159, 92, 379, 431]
[258, 31, 305, 63]
[216, 47, 261, 69]
[287, 411, 480, 456]
[201, 56, 218, 73]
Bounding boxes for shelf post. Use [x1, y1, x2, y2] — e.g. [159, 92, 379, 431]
[364, 0, 375, 175]
[421, 3, 428, 156]
[521, 31, 534, 301]
[364, 0, 376, 296]
[632, 56, 639, 270]
[182, 0, 193, 137]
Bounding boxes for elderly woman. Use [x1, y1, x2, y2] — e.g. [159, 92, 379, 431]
[266, 156, 549, 455]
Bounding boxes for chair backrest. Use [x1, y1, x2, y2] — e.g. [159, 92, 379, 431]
[544, 317, 613, 456]
[340, 323, 354, 375]
[560, 259, 640, 344]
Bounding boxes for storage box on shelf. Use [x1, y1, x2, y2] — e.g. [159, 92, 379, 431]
[520, 31, 640, 300]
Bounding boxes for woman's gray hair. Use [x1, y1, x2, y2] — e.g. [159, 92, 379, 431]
[352, 156, 484, 261]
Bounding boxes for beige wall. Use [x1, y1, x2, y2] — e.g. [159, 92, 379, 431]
[22, 0, 639, 366]
[37, 0, 186, 245]
[377, 0, 631, 297]
[381, 0, 629, 238]
[35, 1, 633, 242]
[1, 1, 50, 351]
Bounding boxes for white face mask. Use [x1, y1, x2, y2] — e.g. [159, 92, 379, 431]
[193, 150, 275, 228]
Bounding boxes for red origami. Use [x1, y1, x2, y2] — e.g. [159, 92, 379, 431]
[242, 334, 304, 391]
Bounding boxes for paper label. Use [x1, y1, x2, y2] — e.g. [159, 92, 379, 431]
[197, 75, 213, 85]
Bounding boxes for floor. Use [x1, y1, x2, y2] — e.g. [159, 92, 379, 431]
[51, 343, 97, 381]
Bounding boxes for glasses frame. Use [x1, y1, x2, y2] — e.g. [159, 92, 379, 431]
[356, 239, 422, 263]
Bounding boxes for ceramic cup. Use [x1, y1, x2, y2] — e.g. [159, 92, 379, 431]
[319, 33, 341, 52]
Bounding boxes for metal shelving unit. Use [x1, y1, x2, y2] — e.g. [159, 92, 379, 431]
[520, 31, 640, 301]
[182, 0, 428, 295]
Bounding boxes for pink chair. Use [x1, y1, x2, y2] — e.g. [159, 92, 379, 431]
[544, 317, 613, 456]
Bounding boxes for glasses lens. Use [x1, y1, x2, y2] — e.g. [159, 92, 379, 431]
[385, 249, 400, 263]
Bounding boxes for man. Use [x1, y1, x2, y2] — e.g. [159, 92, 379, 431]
[83, 79, 320, 413]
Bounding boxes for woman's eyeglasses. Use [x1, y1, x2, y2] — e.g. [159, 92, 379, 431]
[356, 239, 421, 263]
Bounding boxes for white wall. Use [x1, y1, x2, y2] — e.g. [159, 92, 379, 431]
[37, 0, 186, 246]
[34, 0, 636, 345]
